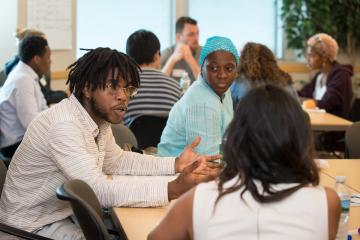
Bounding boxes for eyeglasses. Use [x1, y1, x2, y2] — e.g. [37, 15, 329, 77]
[105, 82, 138, 98]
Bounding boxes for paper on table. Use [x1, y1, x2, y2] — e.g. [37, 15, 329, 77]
[316, 159, 330, 169]
[303, 107, 326, 113]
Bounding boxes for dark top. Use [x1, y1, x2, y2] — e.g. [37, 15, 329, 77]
[298, 62, 353, 119]
[3, 56, 67, 105]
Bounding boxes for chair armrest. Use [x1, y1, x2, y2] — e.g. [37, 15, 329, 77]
[109, 207, 128, 240]
[0, 223, 53, 240]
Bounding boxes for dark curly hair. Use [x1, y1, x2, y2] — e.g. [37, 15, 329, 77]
[66, 47, 141, 104]
[216, 85, 318, 205]
[237, 42, 292, 87]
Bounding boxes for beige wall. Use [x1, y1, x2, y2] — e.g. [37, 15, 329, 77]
[15, 0, 77, 92]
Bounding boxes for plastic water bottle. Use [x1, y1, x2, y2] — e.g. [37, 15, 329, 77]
[179, 72, 191, 93]
[218, 137, 227, 165]
[335, 176, 351, 240]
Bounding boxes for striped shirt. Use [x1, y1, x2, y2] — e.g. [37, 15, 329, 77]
[0, 94, 175, 232]
[124, 67, 181, 126]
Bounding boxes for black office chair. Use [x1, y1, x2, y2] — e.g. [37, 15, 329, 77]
[129, 115, 168, 149]
[0, 152, 11, 168]
[345, 121, 360, 158]
[0, 69, 6, 87]
[56, 179, 128, 240]
[0, 161, 51, 239]
[111, 124, 138, 148]
[349, 98, 360, 122]
[0, 159, 6, 197]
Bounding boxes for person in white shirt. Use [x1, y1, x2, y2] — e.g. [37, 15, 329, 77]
[149, 85, 341, 240]
[0, 47, 221, 240]
[0, 36, 50, 158]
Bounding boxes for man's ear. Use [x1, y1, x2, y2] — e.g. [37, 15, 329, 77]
[32, 55, 41, 65]
[83, 85, 92, 99]
[175, 32, 182, 42]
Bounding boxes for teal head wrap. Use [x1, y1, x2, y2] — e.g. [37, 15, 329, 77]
[199, 36, 239, 68]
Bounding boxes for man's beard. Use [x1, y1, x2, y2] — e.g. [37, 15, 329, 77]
[90, 97, 113, 123]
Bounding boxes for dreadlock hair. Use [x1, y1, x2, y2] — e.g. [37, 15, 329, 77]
[215, 85, 318, 207]
[237, 42, 292, 87]
[66, 47, 141, 104]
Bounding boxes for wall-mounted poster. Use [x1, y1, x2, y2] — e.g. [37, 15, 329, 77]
[27, 0, 72, 50]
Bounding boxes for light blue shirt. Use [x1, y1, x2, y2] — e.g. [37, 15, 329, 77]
[0, 61, 48, 148]
[157, 76, 233, 157]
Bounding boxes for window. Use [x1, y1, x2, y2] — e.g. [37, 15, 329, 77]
[77, 0, 172, 57]
[188, 0, 283, 58]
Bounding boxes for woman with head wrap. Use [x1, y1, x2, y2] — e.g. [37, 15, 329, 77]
[299, 33, 353, 119]
[158, 36, 239, 157]
[231, 42, 299, 109]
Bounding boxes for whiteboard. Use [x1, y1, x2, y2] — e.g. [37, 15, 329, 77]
[27, 0, 72, 50]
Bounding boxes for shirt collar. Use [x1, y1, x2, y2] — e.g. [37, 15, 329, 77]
[140, 67, 158, 71]
[18, 61, 39, 82]
[69, 94, 110, 138]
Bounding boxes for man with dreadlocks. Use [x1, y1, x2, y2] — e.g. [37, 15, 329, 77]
[0, 48, 221, 239]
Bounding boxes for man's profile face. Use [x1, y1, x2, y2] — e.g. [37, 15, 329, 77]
[88, 70, 131, 124]
[36, 46, 51, 77]
[177, 23, 199, 51]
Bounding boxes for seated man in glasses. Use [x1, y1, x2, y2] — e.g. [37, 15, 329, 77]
[0, 48, 221, 239]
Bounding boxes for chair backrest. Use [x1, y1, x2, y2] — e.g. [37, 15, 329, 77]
[345, 121, 360, 158]
[0, 69, 6, 87]
[349, 98, 360, 122]
[129, 115, 168, 149]
[0, 160, 7, 197]
[56, 179, 110, 240]
[111, 124, 138, 148]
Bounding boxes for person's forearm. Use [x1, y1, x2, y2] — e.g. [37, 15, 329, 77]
[162, 55, 178, 76]
[168, 178, 185, 201]
[104, 150, 176, 176]
[184, 56, 200, 79]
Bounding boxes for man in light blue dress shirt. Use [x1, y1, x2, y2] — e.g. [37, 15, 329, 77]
[0, 36, 50, 158]
[158, 36, 239, 157]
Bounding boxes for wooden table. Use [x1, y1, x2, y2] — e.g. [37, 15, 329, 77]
[319, 159, 360, 237]
[114, 160, 360, 240]
[307, 111, 353, 131]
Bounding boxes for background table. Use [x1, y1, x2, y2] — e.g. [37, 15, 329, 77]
[308, 111, 353, 131]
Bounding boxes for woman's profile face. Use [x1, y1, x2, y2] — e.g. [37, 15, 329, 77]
[306, 47, 323, 70]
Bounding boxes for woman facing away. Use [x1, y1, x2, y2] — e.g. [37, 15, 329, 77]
[230, 42, 298, 109]
[149, 85, 340, 240]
